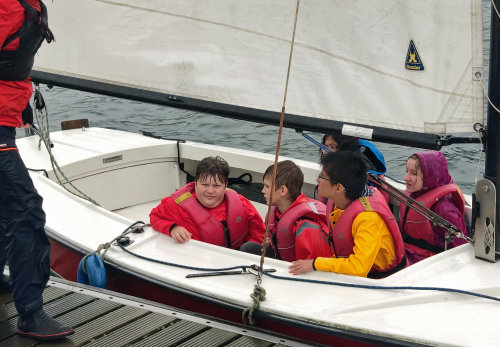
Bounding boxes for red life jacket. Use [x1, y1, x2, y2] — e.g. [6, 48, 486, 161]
[0, 0, 53, 81]
[171, 182, 249, 249]
[268, 194, 329, 261]
[325, 182, 388, 232]
[375, 174, 390, 203]
[399, 184, 465, 254]
[331, 189, 406, 277]
[326, 198, 335, 234]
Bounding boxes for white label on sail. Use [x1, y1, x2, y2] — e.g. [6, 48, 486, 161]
[342, 125, 373, 140]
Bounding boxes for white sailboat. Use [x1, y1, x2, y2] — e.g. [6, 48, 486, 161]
[16, 0, 500, 345]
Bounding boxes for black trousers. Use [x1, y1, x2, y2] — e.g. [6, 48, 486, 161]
[0, 126, 50, 318]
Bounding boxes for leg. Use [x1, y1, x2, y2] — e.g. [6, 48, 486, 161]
[239, 241, 275, 257]
[0, 135, 73, 340]
[0, 148, 50, 317]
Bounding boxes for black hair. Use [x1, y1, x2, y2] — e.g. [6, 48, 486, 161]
[320, 151, 367, 201]
[195, 156, 230, 184]
[320, 133, 359, 157]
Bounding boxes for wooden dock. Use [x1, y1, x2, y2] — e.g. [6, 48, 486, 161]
[0, 276, 312, 347]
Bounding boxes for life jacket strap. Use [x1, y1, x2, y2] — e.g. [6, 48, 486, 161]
[402, 233, 444, 254]
[368, 255, 407, 279]
[401, 205, 444, 253]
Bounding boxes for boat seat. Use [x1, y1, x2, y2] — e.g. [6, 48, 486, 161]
[113, 200, 161, 222]
[61, 118, 89, 130]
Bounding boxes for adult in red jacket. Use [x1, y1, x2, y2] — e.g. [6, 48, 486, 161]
[0, 0, 73, 340]
[150, 156, 265, 249]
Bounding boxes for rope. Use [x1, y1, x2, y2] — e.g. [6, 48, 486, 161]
[111, 223, 500, 310]
[118, 240, 253, 272]
[492, 0, 500, 20]
[96, 221, 147, 261]
[262, 271, 500, 303]
[31, 86, 100, 206]
[241, 284, 266, 325]
[476, 71, 500, 115]
[242, 0, 301, 326]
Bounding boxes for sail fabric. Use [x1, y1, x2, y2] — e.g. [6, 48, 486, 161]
[33, 0, 483, 135]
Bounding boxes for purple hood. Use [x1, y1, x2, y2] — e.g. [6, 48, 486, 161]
[411, 151, 453, 198]
[408, 150, 468, 251]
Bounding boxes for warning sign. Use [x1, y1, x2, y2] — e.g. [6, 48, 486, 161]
[405, 40, 424, 71]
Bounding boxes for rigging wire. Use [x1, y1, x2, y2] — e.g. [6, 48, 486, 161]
[492, 0, 500, 20]
[258, 0, 301, 279]
[473, 126, 485, 187]
[368, 173, 473, 246]
[244, 0, 301, 326]
[31, 86, 100, 206]
[476, 71, 500, 115]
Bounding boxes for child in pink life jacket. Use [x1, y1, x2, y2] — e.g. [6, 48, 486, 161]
[401, 151, 469, 265]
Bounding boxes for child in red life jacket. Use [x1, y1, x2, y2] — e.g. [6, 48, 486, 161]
[401, 151, 468, 265]
[150, 156, 265, 249]
[259, 160, 332, 262]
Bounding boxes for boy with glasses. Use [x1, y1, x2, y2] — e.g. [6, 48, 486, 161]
[289, 151, 406, 278]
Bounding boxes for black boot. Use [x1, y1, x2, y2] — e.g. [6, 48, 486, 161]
[17, 309, 74, 340]
[0, 279, 10, 294]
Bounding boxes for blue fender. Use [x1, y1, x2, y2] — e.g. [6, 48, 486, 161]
[77, 253, 107, 289]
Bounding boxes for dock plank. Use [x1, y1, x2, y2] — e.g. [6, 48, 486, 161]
[49, 305, 149, 346]
[0, 276, 309, 347]
[84, 312, 175, 347]
[226, 335, 273, 347]
[0, 288, 76, 343]
[131, 320, 208, 347]
[0, 287, 70, 322]
[178, 327, 239, 346]
[0, 300, 120, 347]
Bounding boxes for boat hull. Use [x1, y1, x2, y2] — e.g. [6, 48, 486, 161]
[49, 235, 401, 347]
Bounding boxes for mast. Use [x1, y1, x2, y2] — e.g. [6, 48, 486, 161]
[486, 2, 500, 257]
[475, 2, 500, 262]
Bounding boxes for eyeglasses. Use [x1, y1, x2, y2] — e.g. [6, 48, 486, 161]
[318, 174, 338, 184]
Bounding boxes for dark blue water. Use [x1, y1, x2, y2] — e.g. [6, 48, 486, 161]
[23, 1, 493, 195]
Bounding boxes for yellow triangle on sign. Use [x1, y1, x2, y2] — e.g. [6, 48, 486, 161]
[405, 40, 424, 71]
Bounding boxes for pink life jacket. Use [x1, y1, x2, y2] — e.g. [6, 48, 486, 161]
[331, 189, 406, 277]
[171, 182, 249, 249]
[326, 198, 335, 234]
[399, 184, 465, 254]
[268, 196, 329, 261]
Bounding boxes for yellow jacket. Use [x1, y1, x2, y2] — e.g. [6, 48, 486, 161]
[314, 208, 396, 277]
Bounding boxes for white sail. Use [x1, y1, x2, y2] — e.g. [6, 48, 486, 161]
[34, 0, 483, 135]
